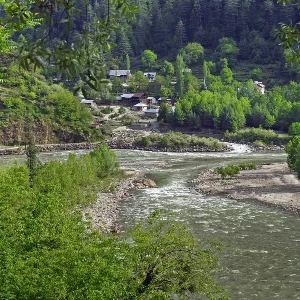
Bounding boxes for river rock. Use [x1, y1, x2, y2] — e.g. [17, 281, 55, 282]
[142, 178, 156, 187]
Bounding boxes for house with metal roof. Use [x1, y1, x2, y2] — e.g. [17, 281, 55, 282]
[80, 99, 98, 109]
[144, 108, 159, 118]
[108, 70, 131, 80]
[147, 97, 157, 105]
[133, 103, 148, 111]
[144, 72, 157, 80]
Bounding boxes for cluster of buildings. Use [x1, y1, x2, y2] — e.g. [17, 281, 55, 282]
[81, 70, 266, 124]
[108, 69, 173, 118]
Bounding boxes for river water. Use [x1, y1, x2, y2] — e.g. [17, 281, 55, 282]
[1, 146, 300, 299]
[115, 146, 300, 300]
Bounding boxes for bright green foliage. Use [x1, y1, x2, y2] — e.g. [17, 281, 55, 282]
[130, 71, 149, 91]
[134, 131, 227, 151]
[216, 162, 257, 179]
[180, 42, 204, 66]
[161, 60, 174, 77]
[225, 127, 290, 145]
[0, 147, 228, 299]
[0, 65, 94, 144]
[126, 210, 229, 299]
[286, 136, 300, 178]
[175, 54, 185, 98]
[157, 102, 173, 123]
[141, 49, 157, 70]
[288, 122, 300, 136]
[220, 66, 233, 84]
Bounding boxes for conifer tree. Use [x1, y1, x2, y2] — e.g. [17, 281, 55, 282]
[173, 20, 187, 51]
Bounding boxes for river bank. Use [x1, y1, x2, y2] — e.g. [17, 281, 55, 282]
[193, 163, 300, 213]
[84, 171, 156, 232]
[0, 128, 286, 155]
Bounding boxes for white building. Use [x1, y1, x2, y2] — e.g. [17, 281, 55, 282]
[254, 81, 265, 94]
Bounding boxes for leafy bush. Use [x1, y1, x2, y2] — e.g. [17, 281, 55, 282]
[216, 161, 257, 179]
[100, 106, 113, 114]
[117, 115, 135, 126]
[288, 122, 300, 136]
[253, 140, 266, 147]
[0, 150, 228, 299]
[118, 106, 125, 114]
[286, 136, 300, 178]
[225, 127, 290, 145]
[135, 136, 151, 147]
[134, 131, 227, 151]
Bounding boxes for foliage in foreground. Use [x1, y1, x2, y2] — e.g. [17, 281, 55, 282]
[0, 146, 228, 299]
[216, 162, 257, 179]
[286, 136, 300, 179]
[134, 131, 227, 151]
[224, 127, 290, 146]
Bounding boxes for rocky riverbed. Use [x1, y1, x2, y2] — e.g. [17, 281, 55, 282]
[108, 129, 231, 152]
[0, 128, 286, 155]
[84, 171, 156, 232]
[193, 163, 300, 213]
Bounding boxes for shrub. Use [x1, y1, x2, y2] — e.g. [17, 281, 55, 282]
[119, 106, 125, 114]
[288, 122, 300, 136]
[100, 106, 113, 114]
[134, 131, 227, 151]
[225, 127, 290, 145]
[216, 161, 257, 179]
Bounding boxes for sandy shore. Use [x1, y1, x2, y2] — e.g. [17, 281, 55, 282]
[193, 163, 300, 213]
[85, 172, 156, 232]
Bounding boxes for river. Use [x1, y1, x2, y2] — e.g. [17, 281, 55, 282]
[1, 146, 300, 299]
[115, 146, 300, 300]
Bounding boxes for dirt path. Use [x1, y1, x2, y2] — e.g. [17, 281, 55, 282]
[194, 163, 300, 213]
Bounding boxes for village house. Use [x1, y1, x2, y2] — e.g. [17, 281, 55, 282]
[144, 72, 157, 81]
[120, 93, 135, 105]
[146, 96, 157, 105]
[80, 99, 98, 109]
[157, 97, 172, 105]
[254, 81, 265, 94]
[108, 70, 131, 80]
[144, 108, 159, 118]
[133, 103, 148, 112]
[132, 93, 147, 104]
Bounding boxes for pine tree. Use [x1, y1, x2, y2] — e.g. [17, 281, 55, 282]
[173, 20, 187, 50]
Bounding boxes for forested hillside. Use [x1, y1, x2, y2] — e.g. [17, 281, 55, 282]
[0, 64, 99, 145]
[1, 0, 300, 142]
[10, 0, 299, 85]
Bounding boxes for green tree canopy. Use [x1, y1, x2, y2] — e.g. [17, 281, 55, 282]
[161, 60, 174, 77]
[141, 49, 158, 70]
[216, 37, 239, 66]
[180, 42, 204, 66]
[286, 135, 300, 178]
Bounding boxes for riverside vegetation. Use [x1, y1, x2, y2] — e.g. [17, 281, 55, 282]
[134, 131, 228, 151]
[0, 145, 229, 299]
[216, 162, 257, 179]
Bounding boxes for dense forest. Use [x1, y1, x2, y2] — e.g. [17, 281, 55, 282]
[3, 0, 299, 83]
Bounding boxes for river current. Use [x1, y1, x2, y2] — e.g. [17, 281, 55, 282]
[1, 146, 300, 299]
